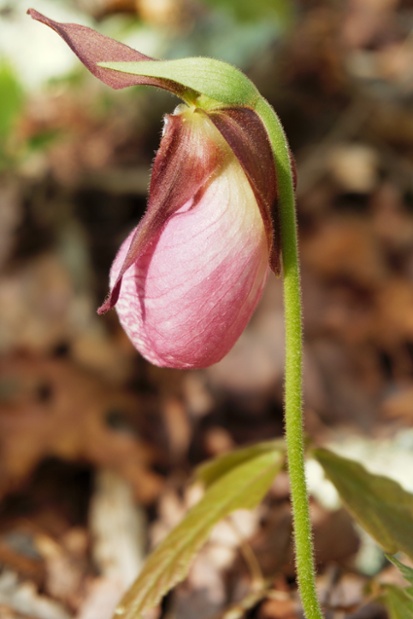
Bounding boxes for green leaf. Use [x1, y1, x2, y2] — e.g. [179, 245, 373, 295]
[381, 585, 413, 619]
[386, 555, 413, 595]
[202, 0, 293, 26]
[195, 440, 285, 488]
[314, 448, 413, 560]
[115, 445, 285, 619]
[0, 62, 23, 140]
[98, 57, 260, 108]
[0, 62, 24, 168]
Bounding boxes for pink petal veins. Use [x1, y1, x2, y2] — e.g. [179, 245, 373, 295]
[98, 106, 224, 313]
[110, 109, 269, 368]
[27, 10, 283, 369]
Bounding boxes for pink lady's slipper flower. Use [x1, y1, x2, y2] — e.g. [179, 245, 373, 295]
[29, 9, 280, 369]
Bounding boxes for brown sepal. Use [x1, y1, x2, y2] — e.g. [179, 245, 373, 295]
[208, 107, 281, 274]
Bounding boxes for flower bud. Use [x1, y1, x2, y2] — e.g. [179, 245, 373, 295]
[28, 9, 279, 368]
[105, 105, 274, 367]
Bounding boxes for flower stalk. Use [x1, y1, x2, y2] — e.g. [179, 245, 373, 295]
[257, 99, 324, 619]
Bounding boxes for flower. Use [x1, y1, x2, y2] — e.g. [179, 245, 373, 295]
[103, 106, 273, 367]
[28, 9, 280, 368]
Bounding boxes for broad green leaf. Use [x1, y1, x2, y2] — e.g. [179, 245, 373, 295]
[195, 440, 285, 488]
[114, 446, 284, 619]
[99, 57, 260, 107]
[381, 585, 413, 619]
[386, 555, 413, 595]
[315, 449, 413, 560]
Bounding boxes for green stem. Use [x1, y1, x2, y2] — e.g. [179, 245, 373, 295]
[256, 99, 324, 619]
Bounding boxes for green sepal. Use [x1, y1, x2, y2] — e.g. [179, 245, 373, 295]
[98, 58, 260, 108]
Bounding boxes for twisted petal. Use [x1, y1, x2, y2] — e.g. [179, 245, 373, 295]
[108, 109, 269, 368]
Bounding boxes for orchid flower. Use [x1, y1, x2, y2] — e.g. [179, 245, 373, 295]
[28, 9, 279, 368]
[28, 10, 324, 619]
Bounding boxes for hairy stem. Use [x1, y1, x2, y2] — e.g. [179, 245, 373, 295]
[256, 98, 324, 619]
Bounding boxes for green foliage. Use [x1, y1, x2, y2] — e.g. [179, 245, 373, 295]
[380, 585, 413, 619]
[0, 61, 24, 167]
[0, 62, 23, 139]
[115, 444, 285, 619]
[201, 0, 293, 26]
[314, 449, 413, 560]
[386, 555, 413, 595]
[195, 440, 285, 488]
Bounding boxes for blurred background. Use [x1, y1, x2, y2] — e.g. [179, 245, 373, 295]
[1, 1, 413, 618]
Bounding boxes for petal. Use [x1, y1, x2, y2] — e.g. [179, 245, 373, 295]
[109, 112, 269, 368]
[27, 9, 195, 98]
[98, 106, 225, 313]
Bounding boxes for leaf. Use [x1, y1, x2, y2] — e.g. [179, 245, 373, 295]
[0, 62, 23, 141]
[202, 0, 293, 26]
[0, 62, 24, 167]
[114, 445, 285, 619]
[386, 555, 413, 595]
[195, 440, 284, 488]
[381, 585, 413, 619]
[314, 448, 413, 560]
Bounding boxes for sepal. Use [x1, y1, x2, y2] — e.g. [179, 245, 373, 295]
[27, 9, 197, 100]
[207, 107, 279, 273]
[27, 9, 259, 107]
